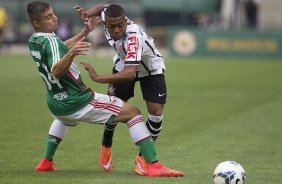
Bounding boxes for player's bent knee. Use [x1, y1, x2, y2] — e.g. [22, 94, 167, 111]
[147, 103, 164, 115]
[116, 103, 141, 123]
[126, 105, 141, 119]
[148, 110, 163, 116]
[131, 105, 141, 115]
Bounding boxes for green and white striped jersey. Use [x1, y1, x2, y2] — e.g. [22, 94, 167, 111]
[28, 32, 93, 116]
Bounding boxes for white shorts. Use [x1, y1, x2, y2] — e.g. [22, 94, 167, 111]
[54, 93, 123, 126]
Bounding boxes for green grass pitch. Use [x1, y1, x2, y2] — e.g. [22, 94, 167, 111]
[0, 55, 282, 184]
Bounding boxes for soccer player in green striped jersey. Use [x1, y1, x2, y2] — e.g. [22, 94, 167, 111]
[26, 1, 183, 177]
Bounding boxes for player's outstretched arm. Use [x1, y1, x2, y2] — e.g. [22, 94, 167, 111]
[74, 5, 88, 22]
[74, 4, 106, 20]
[80, 62, 137, 84]
[64, 17, 100, 48]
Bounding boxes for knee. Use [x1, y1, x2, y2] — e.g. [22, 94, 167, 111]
[147, 103, 164, 115]
[148, 108, 163, 116]
[130, 106, 141, 117]
[116, 103, 143, 123]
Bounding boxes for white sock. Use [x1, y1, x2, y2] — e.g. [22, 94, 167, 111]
[127, 115, 150, 144]
[147, 113, 163, 141]
[48, 119, 68, 139]
[148, 114, 163, 123]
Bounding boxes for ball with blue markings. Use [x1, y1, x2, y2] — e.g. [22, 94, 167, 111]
[213, 161, 246, 184]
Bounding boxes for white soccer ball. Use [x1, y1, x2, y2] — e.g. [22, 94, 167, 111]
[213, 161, 246, 184]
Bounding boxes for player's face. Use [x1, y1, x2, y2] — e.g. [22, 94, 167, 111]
[104, 15, 127, 41]
[34, 7, 58, 33]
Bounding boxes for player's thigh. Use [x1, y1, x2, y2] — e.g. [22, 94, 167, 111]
[53, 115, 79, 126]
[108, 69, 136, 101]
[115, 102, 141, 123]
[108, 81, 135, 102]
[83, 93, 124, 124]
[140, 74, 167, 104]
[56, 93, 123, 125]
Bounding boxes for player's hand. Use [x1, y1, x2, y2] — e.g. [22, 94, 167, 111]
[74, 5, 89, 22]
[70, 37, 91, 55]
[80, 61, 100, 82]
[85, 16, 101, 33]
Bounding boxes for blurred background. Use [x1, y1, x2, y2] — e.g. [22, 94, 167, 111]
[2, 2, 282, 183]
[0, 0, 281, 58]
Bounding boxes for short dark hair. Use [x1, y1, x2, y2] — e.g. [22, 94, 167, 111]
[26, 1, 50, 21]
[104, 4, 125, 18]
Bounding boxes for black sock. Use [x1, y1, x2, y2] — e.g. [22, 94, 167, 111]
[138, 118, 162, 156]
[146, 118, 162, 142]
[102, 122, 117, 147]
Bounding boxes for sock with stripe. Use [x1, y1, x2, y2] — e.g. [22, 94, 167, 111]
[102, 115, 117, 147]
[43, 119, 67, 161]
[127, 115, 157, 163]
[138, 114, 163, 156]
[146, 114, 163, 142]
[43, 135, 62, 161]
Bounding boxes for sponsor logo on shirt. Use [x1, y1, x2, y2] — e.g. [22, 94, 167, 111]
[31, 50, 41, 60]
[53, 91, 68, 100]
[126, 36, 137, 60]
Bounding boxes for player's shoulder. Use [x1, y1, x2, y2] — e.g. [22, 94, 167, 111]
[31, 32, 58, 42]
[30, 32, 61, 48]
[125, 18, 144, 36]
[28, 34, 44, 47]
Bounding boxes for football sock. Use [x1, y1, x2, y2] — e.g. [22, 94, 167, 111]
[42, 119, 67, 160]
[102, 115, 117, 147]
[136, 137, 157, 163]
[43, 135, 62, 161]
[146, 114, 163, 142]
[138, 114, 163, 156]
[127, 115, 157, 163]
[48, 119, 68, 139]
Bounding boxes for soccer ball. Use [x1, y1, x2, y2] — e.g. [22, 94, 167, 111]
[213, 161, 246, 184]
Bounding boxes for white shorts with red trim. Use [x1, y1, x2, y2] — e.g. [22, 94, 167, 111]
[54, 93, 123, 126]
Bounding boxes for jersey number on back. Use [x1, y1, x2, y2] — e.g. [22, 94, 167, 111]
[37, 62, 63, 91]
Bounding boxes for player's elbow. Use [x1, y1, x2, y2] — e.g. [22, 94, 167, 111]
[51, 67, 63, 79]
[127, 73, 135, 81]
[123, 71, 135, 81]
[52, 71, 63, 79]
[123, 66, 137, 81]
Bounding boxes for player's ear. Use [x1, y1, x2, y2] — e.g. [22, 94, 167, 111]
[33, 20, 40, 28]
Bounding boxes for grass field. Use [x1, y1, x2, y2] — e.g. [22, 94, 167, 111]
[1, 55, 282, 184]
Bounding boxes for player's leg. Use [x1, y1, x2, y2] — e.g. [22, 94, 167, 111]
[35, 119, 68, 172]
[135, 74, 166, 175]
[133, 102, 164, 175]
[67, 93, 131, 172]
[99, 75, 135, 171]
[103, 75, 135, 148]
[140, 75, 184, 177]
[141, 74, 166, 141]
[145, 102, 164, 141]
[113, 102, 158, 164]
[115, 102, 184, 177]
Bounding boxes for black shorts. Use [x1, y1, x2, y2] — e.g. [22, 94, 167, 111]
[108, 69, 167, 104]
